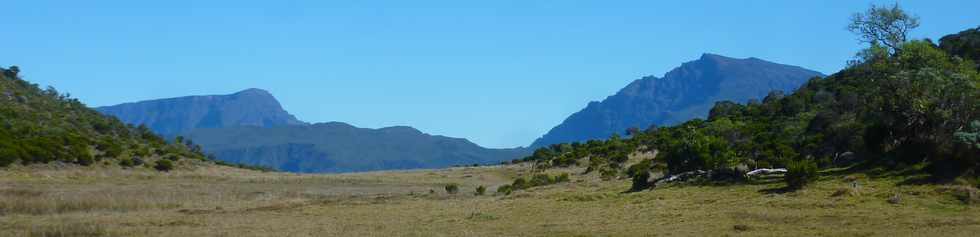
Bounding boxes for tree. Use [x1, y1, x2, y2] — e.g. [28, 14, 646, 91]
[475, 185, 486, 196]
[847, 3, 919, 53]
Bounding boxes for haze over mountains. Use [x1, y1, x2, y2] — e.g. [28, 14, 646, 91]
[98, 89, 528, 173]
[530, 53, 824, 147]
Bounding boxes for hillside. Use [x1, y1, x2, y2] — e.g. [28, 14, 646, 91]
[530, 54, 824, 148]
[518, 27, 979, 192]
[184, 122, 528, 173]
[97, 88, 306, 136]
[0, 66, 209, 169]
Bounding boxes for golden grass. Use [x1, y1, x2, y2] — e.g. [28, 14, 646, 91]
[1, 163, 978, 236]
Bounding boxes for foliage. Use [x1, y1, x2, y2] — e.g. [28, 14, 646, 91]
[475, 185, 486, 196]
[785, 160, 818, 190]
[847, 3, 920, 52]
[507, 173, 571, 192]
[496, 184, 513, 195]
[444, 183, 459, 194]
[0, 66, 210, 169]
[939, 26, 980, 69]
[628, 160, 653, 191]
[510, 11, 979, 185]
[154, 159, 174, 172]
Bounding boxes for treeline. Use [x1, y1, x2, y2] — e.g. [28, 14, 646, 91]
[516, 8, 979, 191]
[0, 66, 236, 171]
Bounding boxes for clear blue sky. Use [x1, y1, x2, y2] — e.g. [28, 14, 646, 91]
[3, 1, 978, 148]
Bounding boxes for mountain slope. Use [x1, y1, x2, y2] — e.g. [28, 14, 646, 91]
[0, 66, 207, 168]
[96, 88, 306, 136]
[530, 53, 824, 147]
[184, 122, 528, 173]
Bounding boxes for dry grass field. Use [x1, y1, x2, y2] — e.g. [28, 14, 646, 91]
[1, 162, 979, 236]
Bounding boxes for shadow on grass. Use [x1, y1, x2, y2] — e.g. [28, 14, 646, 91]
[758, 186, 795, 194]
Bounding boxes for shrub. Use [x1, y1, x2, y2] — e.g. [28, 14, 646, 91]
[630, 171, 651, 191]
[154, 159, 174, 172]
[785, 160, 818, 190]
[599, 167, 618, 180]
[444, 183, 459, 194]
[512, 178, 528, 190]
[0, 142, 22, 167]
[118, 158, 136, 167]
[131, 157, 145, 166]
[475, 185, 486, 196]
[530, 173, 554, 186]
[163, 154, 181, 161]
[555, 173, 571, 183]
[75, 153, 95, 166]
[496, 184, 513, 195]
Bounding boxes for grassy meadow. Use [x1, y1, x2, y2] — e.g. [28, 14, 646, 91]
[1, 162, 979, 237]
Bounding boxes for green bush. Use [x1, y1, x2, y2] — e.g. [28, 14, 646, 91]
[496, 184, 513, 195]
[530, 173, 554, 186]
[785, 160, 818, 190]
[555, 173, 571, 183]
[444, 183, 459, 194]
[631, 171, 651, 191]
[164, 154, 181, 161]
[154, 159, 174, 172]
[76, 154, 95, 166]
[512, 178, 528, 190]
[118, 158, 136, 167]
[475, 185, 486, 196]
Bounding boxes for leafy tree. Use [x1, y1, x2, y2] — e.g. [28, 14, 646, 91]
[939, 27, 980, 69]
[847, 3, 920, 53]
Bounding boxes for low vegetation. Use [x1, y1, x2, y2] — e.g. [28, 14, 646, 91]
[515, 5, 979, 192]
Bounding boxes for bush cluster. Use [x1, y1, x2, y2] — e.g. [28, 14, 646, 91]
[785, 160, 818, 190]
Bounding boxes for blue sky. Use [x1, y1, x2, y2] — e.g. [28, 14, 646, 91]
[3, 1, 978, 148]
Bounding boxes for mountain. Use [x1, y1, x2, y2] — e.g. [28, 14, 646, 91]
[96, 88, 306, 136]
[183, 122, 528, 173]
[0, 66, 207, 168]
[98, 89, 527, 173]
[530, 53, 824, 147]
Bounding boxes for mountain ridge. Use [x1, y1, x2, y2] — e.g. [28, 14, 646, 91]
[530, 53, 824, 147]
[97, 88, 306, 136]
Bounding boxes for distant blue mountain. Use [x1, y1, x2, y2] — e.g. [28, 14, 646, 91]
[530, 53, 824, 148]
[98, 89, 527, 173]
[97, 88, 306, 136]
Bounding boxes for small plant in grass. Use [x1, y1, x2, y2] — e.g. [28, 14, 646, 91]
[496, 184, 513, 195]
[154, 159, 174, 172]
[530, 173, 554, 186]
[785, 159, 818, 190]
[555, 173, 571, 183]
[475, 185, 486, 196]
[444, 183, 459, 194]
